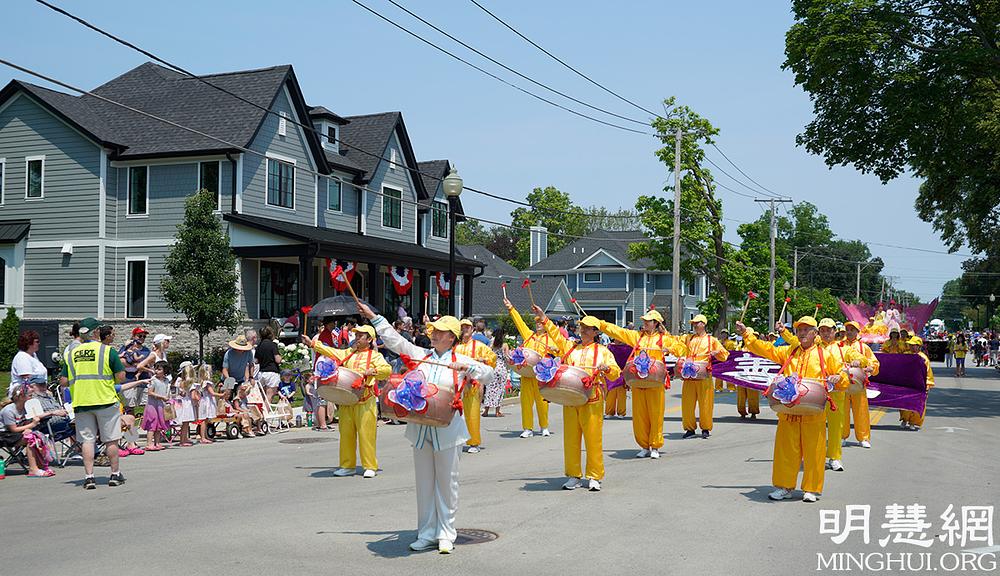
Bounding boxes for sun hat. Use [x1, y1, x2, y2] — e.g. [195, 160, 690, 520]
[429, 316, 462, 337]
[228, 335, 252, 351]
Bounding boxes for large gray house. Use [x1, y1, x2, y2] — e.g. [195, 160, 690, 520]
[0, 62, 481, 332]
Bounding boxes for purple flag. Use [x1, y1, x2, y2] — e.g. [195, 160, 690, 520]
[605, 343, 633, 391]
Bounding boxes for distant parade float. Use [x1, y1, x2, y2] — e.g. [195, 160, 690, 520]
[838, 299, 940, 344]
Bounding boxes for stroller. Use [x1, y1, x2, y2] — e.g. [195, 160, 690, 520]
[245, 379, 292, 434]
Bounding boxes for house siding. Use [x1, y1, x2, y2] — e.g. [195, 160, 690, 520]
[317, 170, 358, 231]
[0, 94, 101, 240]
[103, 245, 177, 320]
[423, 187, 450, 253]
[577, 271, 626, 290]
[240, 258, 260, 320]
[365, 133, 417, 244]
[23, 245, 99, 317]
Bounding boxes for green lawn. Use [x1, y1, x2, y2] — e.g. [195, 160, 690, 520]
[0, 372, 9, 393]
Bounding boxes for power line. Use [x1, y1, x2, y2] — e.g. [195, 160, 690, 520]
[709, 142, 783, 199]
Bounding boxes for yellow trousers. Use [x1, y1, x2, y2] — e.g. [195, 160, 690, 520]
[339, 397, 378, 470]
[714, 378, 735, 392]
[826, 391, 846, 460]
[736, 387, 761, 416]
[463, 385, 482, 447]
[519, 376, 549, 430]
[632, 386, 665, 450]
[841, 393, 870, 441]
[900, 408, 925, 427]
[773, 412, 827, 493]
[681, 378, 714, 432]
[564, 401, 604, 480]
[605, 385, 627, 417]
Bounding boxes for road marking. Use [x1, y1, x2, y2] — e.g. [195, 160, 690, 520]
[964, 545, 1000, 555]
[933, 426, 969, 433]
[869, 408, 887, 426]
[666, 404, 683, 414]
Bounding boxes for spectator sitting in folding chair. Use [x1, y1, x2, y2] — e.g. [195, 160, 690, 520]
[25, 378, 78, 464]
[1, 385, 54, 477]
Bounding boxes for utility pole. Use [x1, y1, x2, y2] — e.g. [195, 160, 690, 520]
[756, 198, 792, 329]
[671, 127, 682, 334]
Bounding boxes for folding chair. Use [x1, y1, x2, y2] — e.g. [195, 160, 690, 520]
[1, 435, 29, 474]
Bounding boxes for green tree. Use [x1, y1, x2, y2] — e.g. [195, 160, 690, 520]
[455, 219, 490, 246]
[510, 186, 587, 269]
[786, 286, 844, 325]
[581, 206, 643, 233]
[161, 189, 242, 361]
[0, 306, 19, 369]
[784, 0, 1000, 255]
[937, 279, 969, 330]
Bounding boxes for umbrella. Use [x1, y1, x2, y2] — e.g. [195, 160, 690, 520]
[307, 295, 380, 318]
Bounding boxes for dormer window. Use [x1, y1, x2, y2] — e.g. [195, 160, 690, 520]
[324, 124, 339, 150]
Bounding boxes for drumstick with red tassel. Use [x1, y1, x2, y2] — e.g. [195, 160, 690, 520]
[778, 296, 791, 325]
[815, 303, 823, 318]
[739, 291, 758, 322]
[521, 278, 536, 309]
[332, 265, 362, 309]
[423, 291, 429, 316]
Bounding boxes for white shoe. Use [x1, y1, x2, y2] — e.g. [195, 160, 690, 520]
[802, 492, 819, 503]
[650, 449, 660, 459]
[911, 425, 920, 431]
[825, 458, 832, 470]
[541, 428, 551, 437]
[409, 538, 436, 551]
[900, 421, 908, 429]
[562, 477, 582, 490]
[438, 540, 454, 554]
[519, 429, 534, 438]
[467, 446, 480, 453]
[363, 469, 376, 478]
[769, 488, 793, 500]
[635, 448, 650, 458]
[333, 468, 356, 477]
[830, 459, 844, 472]
[860, 440, 871, 449]
[588, 479, 601, 491]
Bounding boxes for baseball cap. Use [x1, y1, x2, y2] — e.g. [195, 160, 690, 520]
[579, 316, 602, 328]
[79, 317, 99, 335]
[640, 310, 664, 323]
[690, 314, 708, 325]
[153, 334, 172, 345]
[132, 327, 149, 337]
[429, 316, 462, 337]
[353, 325, 376, 339]
[844, 321, 862, 331]
[794, 316, 818, 329]
[459, 318, 473, 327]
[818, 318, 837, 329]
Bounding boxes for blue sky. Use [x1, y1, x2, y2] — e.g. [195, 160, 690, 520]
[2, 0, 967, 300]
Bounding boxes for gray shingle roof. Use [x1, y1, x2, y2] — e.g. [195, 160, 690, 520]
[417, 160, 448, 207]
[324, 150, 363, 174]
[338, 112, 400, 181]
[526, 229, 653, 271]
[0, 220, 30, 243]
[459, 245, 571, 317]
[308, 105, 349, 124]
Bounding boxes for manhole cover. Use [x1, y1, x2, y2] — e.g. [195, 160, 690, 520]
[279, 437, 334, 444]
[455, 528, 499, 545]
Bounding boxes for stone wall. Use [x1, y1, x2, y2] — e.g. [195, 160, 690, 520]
[50, 319, 272, 356]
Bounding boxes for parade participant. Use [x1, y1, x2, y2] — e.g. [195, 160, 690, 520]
[317, 317, 338, 346]
[953, 333, 968, 377]
[736, 328, 762, 420]
[361, 303, 493, 554]
[714, 329, 737, 392]
[534, 306, 619, 491]
[900, 336, 933, 431]
[304, 325, 392, 478]
[455, 318, 497, 454]
[839, 321, 879, 448]
[504, 297, 553, 438]
[735, 316, 848, 502]
[881, 329, 905, 354]
[679, 315, 730, 439]
[597, 310, 683, 459]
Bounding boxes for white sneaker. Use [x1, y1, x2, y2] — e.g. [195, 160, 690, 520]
[409, 538, 436, 551]
[769, 488, 793, 500]
[635, 448, 650, 458]
[900, 421, 908, 429]
[860, 440, 871, 449]
[467, 446, 480, 453]
[438, 540, 454, 554]
[333, 468, 356, 477]
[541, 428, 551, 437]
[825, 458, 832, 470]
[911, 425, 920, 431]
[588, 479, 601, 491]
[363, 469, 376, 478]
[519, 429, 534, 438]
[830, 459, 844, 472]
[562, 477, 582, 490]
[650, 449, 660, 459]
[802, 492, 819, 503]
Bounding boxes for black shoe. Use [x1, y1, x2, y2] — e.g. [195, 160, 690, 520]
[108, 472, 126, 487]
[701, 430, 711, 438]
[683, 430, 696, 439]
[750, 414, 757, 420]
[739, 414, 746, 419]
[83, 476, 96, 490]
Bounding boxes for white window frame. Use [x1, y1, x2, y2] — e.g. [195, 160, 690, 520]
[198, 160, 222, 212]
[431, 200, 448, 239]
[380, 185, 403, 230]
[326, 178, 342, 213]
[0, 157, 5, 206]
[125, 256, 149, 319]
[389, 148, 398, 171]
[278, 111, 288, 137]
[127, 165, 149, 217]
[323, 123, 339, 150]
[582, 272, 602, 284]
[264, 153, 296, 211]
[24, 155, 45, 200]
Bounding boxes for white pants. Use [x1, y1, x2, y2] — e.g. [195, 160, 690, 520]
[413, 443, 460, 543]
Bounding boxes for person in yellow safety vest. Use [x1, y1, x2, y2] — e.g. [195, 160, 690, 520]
[736, 316, 850, 502]
[597, 310, 685, 459]
[455, 319, 497, 454]
[900, 336, 934, 431]
[714, 330, 738, 392]
[679, 314, 730, 439]
[504, 298, 555, 438]
[839, 321, 880, 449]
[534, 305, 620, 492]
[303, 325, 392, 478]
[778, 317, 867, 473]
[881, 329, 906, 354]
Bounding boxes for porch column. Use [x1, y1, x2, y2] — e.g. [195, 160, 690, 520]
[462, 273, 473, 319]
[417, 268, 429, 318]
[367, 263, 383, 317]
[298, 254, 315, 335]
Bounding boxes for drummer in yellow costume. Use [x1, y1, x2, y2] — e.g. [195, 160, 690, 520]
[900, 336, 933, 431]
[455, 319, 497, 454]
[839, 321, 879, 448]
[304, 325, 392, 478]
[735, 316, 849, 502]
[504, 298, 553, 438]
[881, 329, 906, 354]
[679, 314, 730, 439]
[598, 310, 684, 459]
[534, 305, 620, 491]
[714, 330, 738, 392]
[735, 330, 762, 420]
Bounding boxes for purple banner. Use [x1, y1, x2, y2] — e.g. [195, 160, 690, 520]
[711, 350, 928, 413]
[606, 343, 633, 391]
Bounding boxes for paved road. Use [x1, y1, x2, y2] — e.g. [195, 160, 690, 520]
[3, 362, 997, 575]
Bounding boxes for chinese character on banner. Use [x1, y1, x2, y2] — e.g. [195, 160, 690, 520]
[717, 352, 780, 389]
[939, 505, 995, 547]
[879, 503, 933, 547]
[820, 505, 871, 545]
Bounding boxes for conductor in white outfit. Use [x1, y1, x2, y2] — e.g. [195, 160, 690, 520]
[360, 303, 494, 554]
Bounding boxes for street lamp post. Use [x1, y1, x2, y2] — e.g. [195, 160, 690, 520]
[442, 167, 463, 317]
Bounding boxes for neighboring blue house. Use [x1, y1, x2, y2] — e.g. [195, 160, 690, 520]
[0, 62, 481, 332]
